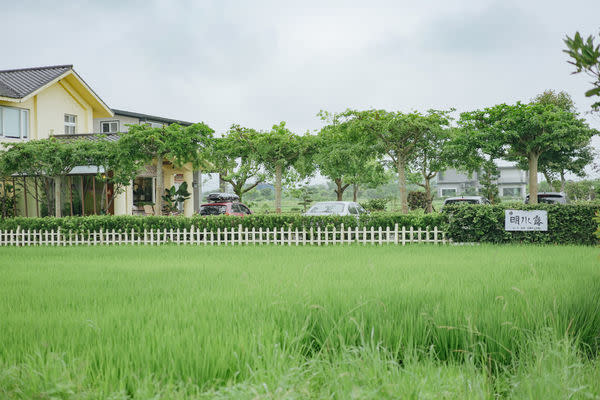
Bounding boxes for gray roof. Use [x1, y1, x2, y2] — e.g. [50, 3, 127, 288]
[0, 65, 72, 98]
[112, 109, 193, 126]
[52, 133, 120, 142]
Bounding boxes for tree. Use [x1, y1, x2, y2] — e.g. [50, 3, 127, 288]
[564, 31, 600, 111]
[290, 186, 315, 212]
[530, 90, 594, 192]
[315, 111, 382, 201]
[459, 102, 597, 204]
[87, 139, 145, 214]
[0, 138, 93, 216]
[344, 110, 431, 214]
[207, 125, 264, 201]
[255, 122, 313, 213]
[478, 160, 500, 203]
[411, 110, 453, 213]
[119, 123, 214, 214]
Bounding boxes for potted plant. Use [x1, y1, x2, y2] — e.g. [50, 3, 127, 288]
[162, 182, 191, 215]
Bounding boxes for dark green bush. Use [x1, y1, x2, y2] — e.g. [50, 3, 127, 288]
[407, 191, 428, 211]
[443, 204, 599, 245]
[0, 213, 446, 234]
[360, 198, 389, 212]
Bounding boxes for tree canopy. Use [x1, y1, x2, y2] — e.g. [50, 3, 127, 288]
[459, 101, 597, 203]
[255, 122, 313, 213]
[119, 123, 214, 214]
[206, 125, 264, 201]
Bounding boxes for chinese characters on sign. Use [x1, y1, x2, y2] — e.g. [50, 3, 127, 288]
[505, 210, 548, 231]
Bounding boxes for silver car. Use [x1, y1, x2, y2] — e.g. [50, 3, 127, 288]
[442, 196, 491, 206]
[303, 201, 368, 216]
[525, 192, 567, 204]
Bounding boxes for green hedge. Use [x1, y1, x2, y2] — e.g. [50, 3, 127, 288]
[442, 204, 599, 245]
[0, 212, 446, 234]
[3, 206, 594, 245]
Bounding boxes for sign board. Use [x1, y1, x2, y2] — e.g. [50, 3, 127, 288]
[505, 210, 548, 231]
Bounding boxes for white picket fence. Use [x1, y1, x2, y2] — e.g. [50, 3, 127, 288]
[0, 224, 447, 247]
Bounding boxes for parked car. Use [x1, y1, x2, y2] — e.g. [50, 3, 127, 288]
[442, 196, 491, 208]
[199, 193, 253, 216]
[525, 192, 567, 204]
[303, 201, 368, 217]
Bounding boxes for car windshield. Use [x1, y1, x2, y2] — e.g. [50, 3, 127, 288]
[444, 199, 480, 205]
[306, 203, 345, 214]
[199, 205, 227, 216]
[538, 196, 562, 204]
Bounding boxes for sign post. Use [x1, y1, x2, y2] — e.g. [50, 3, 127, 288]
[505, 210, 548, 231]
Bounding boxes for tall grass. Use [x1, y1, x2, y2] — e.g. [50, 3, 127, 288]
[0, 245, 599, 398]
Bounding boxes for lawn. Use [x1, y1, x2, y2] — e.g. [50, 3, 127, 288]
[1, 245, 599, 399]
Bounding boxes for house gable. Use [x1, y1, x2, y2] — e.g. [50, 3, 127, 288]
[0, 65, 113, 141]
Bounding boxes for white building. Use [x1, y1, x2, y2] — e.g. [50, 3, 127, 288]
[436, 164, 528, 198]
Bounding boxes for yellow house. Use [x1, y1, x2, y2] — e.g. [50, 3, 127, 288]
[0, 65, 197, 217]
[0, 65, 113, 141]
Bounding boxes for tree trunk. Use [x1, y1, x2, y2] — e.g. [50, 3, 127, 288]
[156, 155, 164, 215]
[397, 156, 408, 214]
[219, 174, 226, 192]
[54, 176, 62, 217]
[560, 170, 566, 193]
[528, 152, 539, 204]
[424, 177, 433, 213]
[353, 183, 358, 202]
[275, 163, 282, 214]
[334, 178, 345, 201]
[232, 181, 243, 202]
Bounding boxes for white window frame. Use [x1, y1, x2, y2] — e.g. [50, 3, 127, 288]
[100, 120, 120, 134]
[0, 105, 29, 139]
[64, 114, 77, 134]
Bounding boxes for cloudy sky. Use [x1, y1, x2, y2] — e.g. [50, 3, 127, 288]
[3, 0, 600, 137]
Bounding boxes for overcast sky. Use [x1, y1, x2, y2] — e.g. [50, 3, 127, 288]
[3, 0, 600, 137]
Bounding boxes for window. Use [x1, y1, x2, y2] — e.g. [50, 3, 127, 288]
[441, 188, 457, 197]
[502, 187, 522, 197]
[348, 205, 359, 215]
[64, 114, 77, 134]
[200, 205, 227, 216]
[133, 177, 155, 204]
[100, 121, 119, 133]
[0, 106, 29, 139]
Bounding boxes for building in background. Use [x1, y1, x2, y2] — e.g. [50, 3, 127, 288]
[436, 164, 528, 198]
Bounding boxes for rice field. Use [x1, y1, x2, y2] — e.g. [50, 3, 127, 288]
[1, 245, 599, 399]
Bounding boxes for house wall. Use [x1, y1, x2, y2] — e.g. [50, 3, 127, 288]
[498, 168, 527, 184]
[438, 169, 478, 184]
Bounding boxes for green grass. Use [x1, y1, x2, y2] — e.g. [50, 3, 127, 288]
[1, 245, 599, 398]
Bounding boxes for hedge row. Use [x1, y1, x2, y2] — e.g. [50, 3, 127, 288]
[2, 205, 597, 245]
[442, 204, 600, 245]
[0, 213, 446, 234]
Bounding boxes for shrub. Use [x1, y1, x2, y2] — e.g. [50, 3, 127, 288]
[360, 198, 388, 212]
[0, 213, 446, 234]
[443, 204, 599, 245]
[407, 191, 428, 211]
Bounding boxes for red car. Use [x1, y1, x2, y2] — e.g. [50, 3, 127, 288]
[199, 193, 253, 216]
